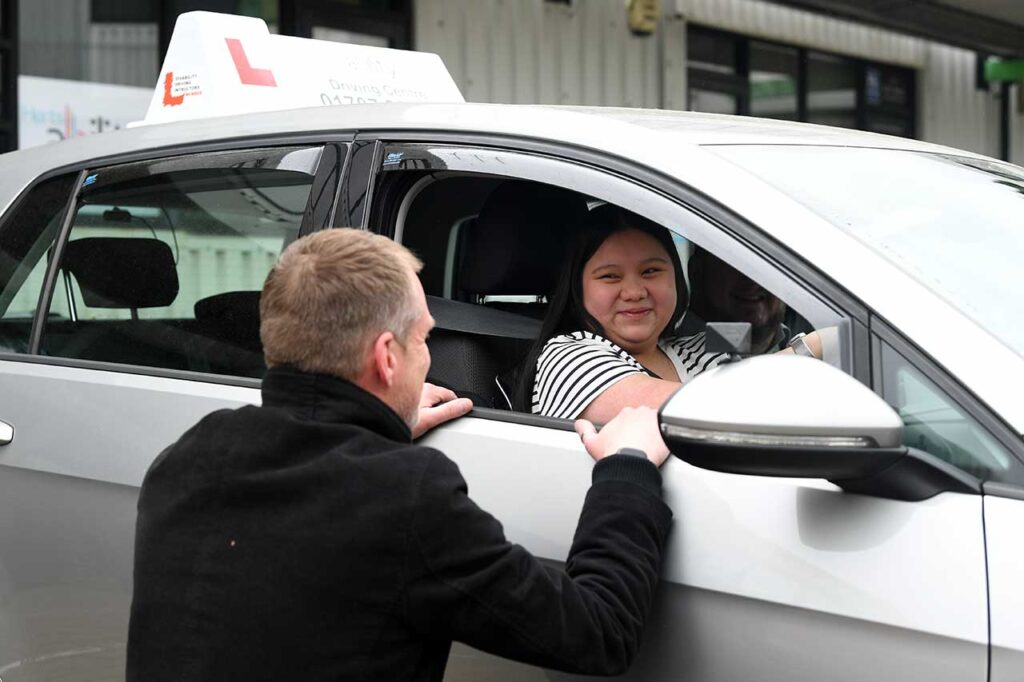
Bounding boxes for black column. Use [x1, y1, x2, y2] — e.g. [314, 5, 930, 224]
[0, 0, 17, 152]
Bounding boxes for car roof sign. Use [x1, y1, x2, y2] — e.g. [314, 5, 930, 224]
[138, 11, 464, 126]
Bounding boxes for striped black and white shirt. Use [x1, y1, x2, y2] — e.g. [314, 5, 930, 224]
[531, 331, 727, 419]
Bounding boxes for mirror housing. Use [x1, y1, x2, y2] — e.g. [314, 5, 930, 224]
[659, 355, 980, 500]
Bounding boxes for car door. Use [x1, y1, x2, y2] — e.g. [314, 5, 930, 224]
[0, 141, 344, 681]
[351, 138, 991, 682]
[870, 319, 1024, 682]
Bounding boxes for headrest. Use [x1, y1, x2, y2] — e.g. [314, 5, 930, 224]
[194, 290, 261, 323]
[63, 238, 179, 309]
[459, 181, 589, 296]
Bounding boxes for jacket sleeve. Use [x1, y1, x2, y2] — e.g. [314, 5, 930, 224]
[401, 450, 673, 675]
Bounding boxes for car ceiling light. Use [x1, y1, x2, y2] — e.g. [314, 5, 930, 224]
[661, 424, 876, 449]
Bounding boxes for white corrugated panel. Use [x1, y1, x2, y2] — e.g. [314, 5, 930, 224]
[415, 0, 661, 107]
[86, 24, 159, 88]
[920, 43, 1001, 159]
[18, 0, 91, 81]
[1009, 84, 1024, 166]
[674, 0, 927, 67]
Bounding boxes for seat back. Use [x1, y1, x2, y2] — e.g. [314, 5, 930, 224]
[193, 290, 266, 377]
[63, 237, 178, 313]
[46, 237, 195, 370]
[457, 180, 589, 315]
[427, 181, 588, 409]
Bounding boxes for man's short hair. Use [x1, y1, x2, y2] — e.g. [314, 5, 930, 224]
[260, 229, 423, 380]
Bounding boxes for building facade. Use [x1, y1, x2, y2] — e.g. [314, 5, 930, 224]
[4, 0, 1023, 164]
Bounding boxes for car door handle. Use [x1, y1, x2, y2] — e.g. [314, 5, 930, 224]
[0, 419, 13, 445]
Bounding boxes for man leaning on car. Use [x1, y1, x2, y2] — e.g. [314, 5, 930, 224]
[126, 228, 674, 681]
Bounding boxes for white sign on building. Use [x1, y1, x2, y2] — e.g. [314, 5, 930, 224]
[18, 76, 151, 149]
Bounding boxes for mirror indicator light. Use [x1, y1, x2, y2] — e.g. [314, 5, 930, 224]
[662, 424, 876, 449]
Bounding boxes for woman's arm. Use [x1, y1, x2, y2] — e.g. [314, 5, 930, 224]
[579, 374, 681, 425]
[578, 330, 833, 424]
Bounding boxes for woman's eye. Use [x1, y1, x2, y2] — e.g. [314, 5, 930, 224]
[598, 273, 621, 280]
[643, 267, 664, 276]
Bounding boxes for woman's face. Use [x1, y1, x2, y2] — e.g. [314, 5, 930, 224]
[581, 228, 677, 355]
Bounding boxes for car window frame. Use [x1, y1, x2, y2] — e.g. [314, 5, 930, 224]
[7, 138, 350, 385]
[871, 315, 1024, 490]
[351, 134, 871, 427]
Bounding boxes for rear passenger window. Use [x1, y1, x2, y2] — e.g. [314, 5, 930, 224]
[40, 147, 324, 378]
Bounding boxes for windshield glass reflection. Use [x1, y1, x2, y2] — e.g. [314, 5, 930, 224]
[711, 146, 1024, 359]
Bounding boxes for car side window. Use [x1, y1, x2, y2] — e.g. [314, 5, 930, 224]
[39, 147, 323, 378]
[380, 169, 834, 414]
[880, 341, 1013, 479]
[0, 173, 79, 354]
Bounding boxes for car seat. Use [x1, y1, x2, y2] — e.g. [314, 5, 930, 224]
[427, 180, 589, 409]
[47, 237, 200, 371]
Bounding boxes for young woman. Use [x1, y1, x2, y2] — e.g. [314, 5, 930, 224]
[520, 205, 822, 422]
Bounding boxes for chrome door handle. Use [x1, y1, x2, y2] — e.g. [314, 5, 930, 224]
[0, 420, 13, 445]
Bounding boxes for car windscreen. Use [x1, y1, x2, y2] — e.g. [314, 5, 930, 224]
[709, 145, 1024, 360]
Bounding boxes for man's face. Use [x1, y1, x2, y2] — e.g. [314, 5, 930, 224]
[698, 252, 786, 335]
[392, 274, 433, 429]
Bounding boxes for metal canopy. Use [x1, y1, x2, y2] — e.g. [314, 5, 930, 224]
[774, 0, 1024, 58]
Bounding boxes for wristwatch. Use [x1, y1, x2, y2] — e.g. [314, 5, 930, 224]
[788, 332, 816, 358]
[613, 447, 648, 459]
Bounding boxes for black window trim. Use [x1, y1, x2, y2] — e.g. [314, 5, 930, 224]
[27, 169, 88, 354]
[870, 314, 1024, 491]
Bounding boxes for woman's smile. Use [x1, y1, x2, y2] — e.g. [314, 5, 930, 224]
[618, 307, 654, 318]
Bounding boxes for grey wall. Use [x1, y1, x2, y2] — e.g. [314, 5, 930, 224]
[20, 0, 157, 87]
[415, 0, 1024, 164]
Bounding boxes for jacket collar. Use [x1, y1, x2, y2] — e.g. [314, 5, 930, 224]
[261, 366, 412, 443]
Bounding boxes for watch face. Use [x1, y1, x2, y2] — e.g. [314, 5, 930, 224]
[615, 447, 648, 459]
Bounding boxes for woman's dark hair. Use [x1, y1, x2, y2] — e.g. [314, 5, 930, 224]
[514, 204, 688, 411]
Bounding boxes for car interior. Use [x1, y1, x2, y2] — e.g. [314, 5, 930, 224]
[0, 165, 813, 417]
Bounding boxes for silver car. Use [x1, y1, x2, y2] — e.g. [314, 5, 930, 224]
[0, 103, 1021, 682]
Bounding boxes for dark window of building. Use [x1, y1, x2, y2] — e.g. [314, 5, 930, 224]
[687, 25, 916, 138]
[807, 51, 858, 129]
[750, 41, 799, 121]
[279, 0, 412, 49]
[864, 63, 916, 137]
[687, 26, 745, 115]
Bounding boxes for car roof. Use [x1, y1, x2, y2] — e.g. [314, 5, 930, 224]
[0, 102, 988, 188]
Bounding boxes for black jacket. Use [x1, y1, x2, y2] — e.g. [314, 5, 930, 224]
[127, 367, 673, 681]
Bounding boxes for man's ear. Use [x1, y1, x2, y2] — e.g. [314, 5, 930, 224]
[370, 331, 399, 388]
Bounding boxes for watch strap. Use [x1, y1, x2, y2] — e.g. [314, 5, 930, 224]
[788, 333, 815, 358]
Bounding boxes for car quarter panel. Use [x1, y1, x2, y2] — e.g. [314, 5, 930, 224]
[0, 361, 259, 678]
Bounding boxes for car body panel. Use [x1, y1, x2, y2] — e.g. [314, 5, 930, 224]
[986, 493, 1024, 682]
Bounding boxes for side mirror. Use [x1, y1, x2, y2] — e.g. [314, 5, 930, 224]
[659, 355, 980, 501]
